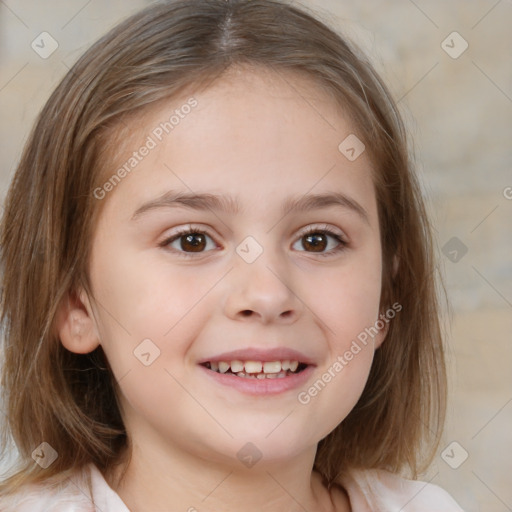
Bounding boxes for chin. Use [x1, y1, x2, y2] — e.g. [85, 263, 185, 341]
[211, 427, 319, 469]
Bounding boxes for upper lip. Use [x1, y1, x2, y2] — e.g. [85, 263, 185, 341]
[198, 347, 315, 365]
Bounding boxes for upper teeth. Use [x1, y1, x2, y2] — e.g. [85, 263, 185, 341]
[210, 360, 299, 374]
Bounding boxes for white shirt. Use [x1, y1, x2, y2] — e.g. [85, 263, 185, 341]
[0, 463, 464, 511]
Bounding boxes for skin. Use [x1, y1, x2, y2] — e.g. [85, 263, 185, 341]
[57, 65, 389, 512]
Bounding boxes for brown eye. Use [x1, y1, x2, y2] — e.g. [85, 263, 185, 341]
[161, 228, 217, 256]
[292, 227, 347, 257]
[302, 232, 328, 252]
[179, 233, 207, 252]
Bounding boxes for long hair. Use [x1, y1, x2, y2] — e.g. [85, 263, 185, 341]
[0, 0, 447, 494]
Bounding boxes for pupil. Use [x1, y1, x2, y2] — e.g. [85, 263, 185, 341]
[304, 233, 326, 252]
[182, 233, 206, 252]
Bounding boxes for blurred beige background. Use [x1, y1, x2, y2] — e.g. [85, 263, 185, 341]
[0, 1, 511, 510]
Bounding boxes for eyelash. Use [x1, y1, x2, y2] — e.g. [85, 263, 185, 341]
[159, 224, 348, 259]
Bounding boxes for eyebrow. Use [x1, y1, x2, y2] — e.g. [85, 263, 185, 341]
[131, 190, 370, 225]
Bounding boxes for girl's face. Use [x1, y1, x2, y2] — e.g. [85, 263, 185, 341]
[74, 67, 387, 468]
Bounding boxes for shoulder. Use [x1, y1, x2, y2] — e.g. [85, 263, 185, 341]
[0, 475, 93, 512]
[337, 467, 464, 512]
[0, 464, 129, 512]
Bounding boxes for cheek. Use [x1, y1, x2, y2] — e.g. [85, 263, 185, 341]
[93, 273, 218, 440]
[297, 326, 376, 440]
[307, 247, 383, 351]
[91, 242, 218, 343]
[295, 245, 382, 431]
[320, 349, 374, 436]
[90, 249, 225, 395]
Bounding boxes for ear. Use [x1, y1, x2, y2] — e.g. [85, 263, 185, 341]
[374, 317, 390, 349]
[375, 254, 400, 349]
[55, 287, 100, 354]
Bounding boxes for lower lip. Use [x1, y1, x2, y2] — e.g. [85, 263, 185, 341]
[198, 364, 315, 396]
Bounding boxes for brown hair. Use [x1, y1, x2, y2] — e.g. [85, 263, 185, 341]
[0, 0, 447, 495]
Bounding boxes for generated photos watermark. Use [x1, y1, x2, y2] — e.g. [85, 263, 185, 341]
[93, 97, 198, 200]
[297, 302, 402, 405]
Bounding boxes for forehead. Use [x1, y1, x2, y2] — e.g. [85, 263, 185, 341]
[96, 65, 377, 223]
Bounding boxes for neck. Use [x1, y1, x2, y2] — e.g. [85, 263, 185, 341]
[107, 439, 347, 512]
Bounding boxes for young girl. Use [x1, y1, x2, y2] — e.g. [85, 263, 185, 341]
[0, 0, 464, 510]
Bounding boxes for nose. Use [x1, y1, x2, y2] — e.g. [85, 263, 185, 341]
[222, 248, 303, 325]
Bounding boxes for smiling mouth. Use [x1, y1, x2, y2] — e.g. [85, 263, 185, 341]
[201, 360, 308, 379]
